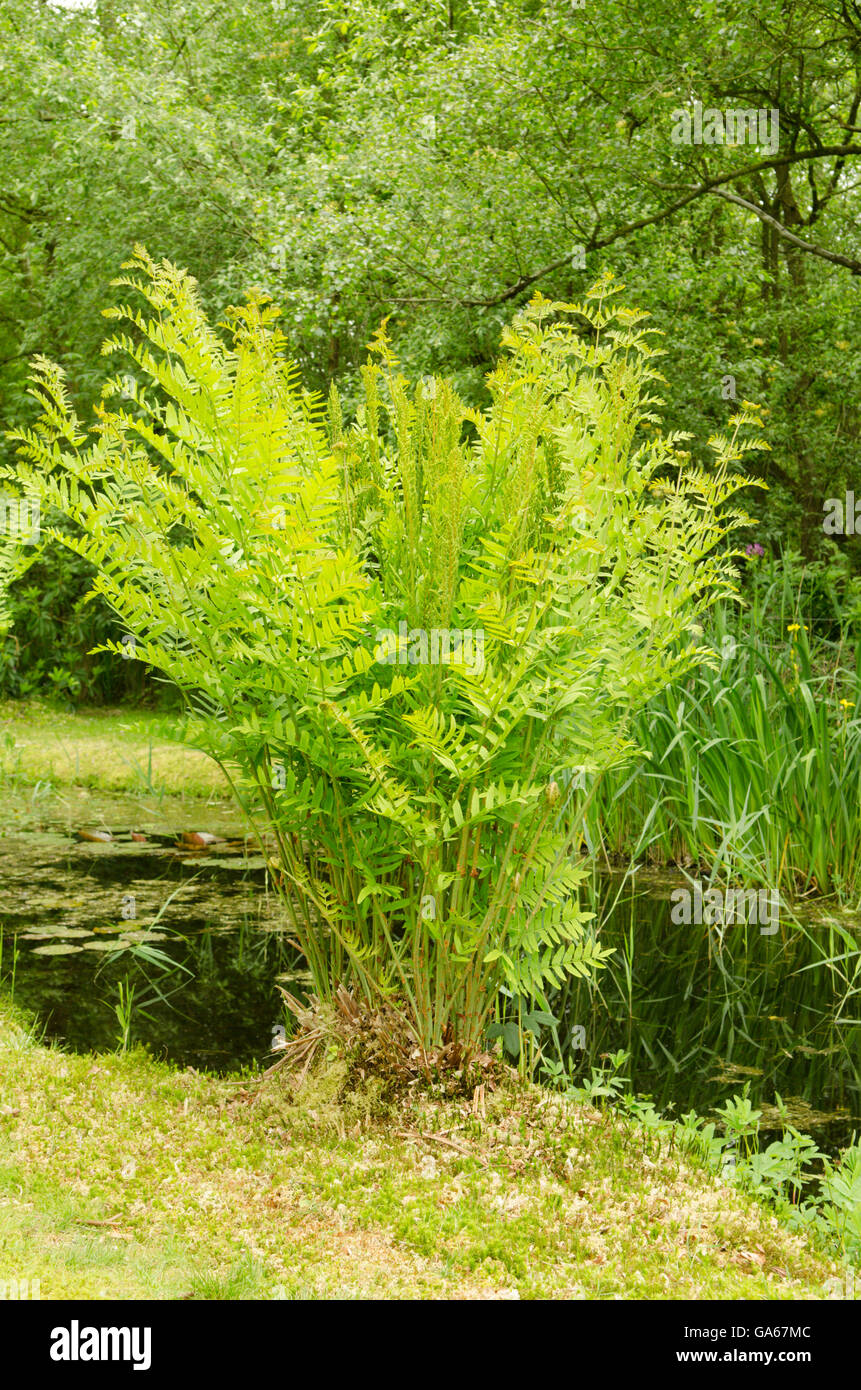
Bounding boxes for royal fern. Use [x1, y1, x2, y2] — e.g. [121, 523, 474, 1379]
[7, 251, 764, 1064]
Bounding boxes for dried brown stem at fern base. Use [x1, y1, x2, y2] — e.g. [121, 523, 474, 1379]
[265, 984, 507, 1093]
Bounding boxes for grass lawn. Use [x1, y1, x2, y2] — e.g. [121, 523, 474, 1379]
[0, 701, 227, 800]
[0, 996, 845, 1301]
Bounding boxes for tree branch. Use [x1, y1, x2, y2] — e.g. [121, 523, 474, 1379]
[462, 144, 861, 306]
[708, 188, 861, 273]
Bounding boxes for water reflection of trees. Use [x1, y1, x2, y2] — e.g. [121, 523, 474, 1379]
[552, 877, 861, 1151]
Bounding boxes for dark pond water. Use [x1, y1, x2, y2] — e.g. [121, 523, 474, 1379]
[554, 869, 861, 1153]
[1, 808, 859, 1152]
[0, 810, 302, 1072]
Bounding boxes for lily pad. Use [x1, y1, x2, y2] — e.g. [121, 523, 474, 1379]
[200, 855, 268, 871]
[19, 927, 92, 941]
[81, 939, 137, 952]
[31, 942, 83, 956]
[179, 831, 220, 847]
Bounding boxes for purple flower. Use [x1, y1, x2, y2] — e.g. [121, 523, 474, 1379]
[745, 543, 765, 557]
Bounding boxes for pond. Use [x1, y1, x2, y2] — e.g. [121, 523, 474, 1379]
[0, 796, 302, 1072]
[555, 869, 861, 1154]
[1, 801, 859, 1153]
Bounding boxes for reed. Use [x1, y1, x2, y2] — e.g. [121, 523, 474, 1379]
[585, 568, 861, 900]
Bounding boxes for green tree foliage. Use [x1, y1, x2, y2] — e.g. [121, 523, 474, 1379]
[10, 250, 761, 1061]
[1, 0, 858, 686]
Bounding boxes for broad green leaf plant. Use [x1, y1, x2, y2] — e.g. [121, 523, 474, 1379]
[8, 249, 765, 1067]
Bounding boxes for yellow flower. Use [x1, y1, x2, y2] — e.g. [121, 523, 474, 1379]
[787, 624, 800, 633]
[752, 338, 765, 347]
[840, 699, 855, 710]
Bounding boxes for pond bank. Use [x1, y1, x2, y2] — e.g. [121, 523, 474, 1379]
[0, 703, 856, 1298]
[2, 804, 858, 1150]
[0, 996, 845, 1300]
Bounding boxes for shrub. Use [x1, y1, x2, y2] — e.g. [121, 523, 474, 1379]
[0, 540, 148, 703]
[8, 248, 762, 1066]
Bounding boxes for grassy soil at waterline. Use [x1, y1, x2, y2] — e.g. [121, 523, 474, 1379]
[0, 998, 844, 1301]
